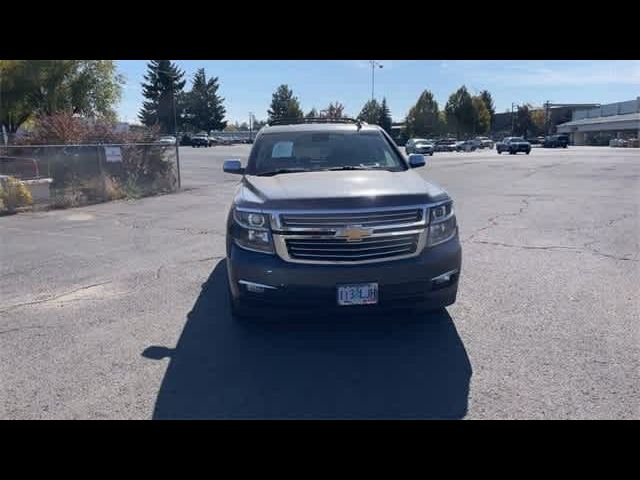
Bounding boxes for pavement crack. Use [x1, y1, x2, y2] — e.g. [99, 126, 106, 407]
[0, 325, 54, 336]
[0, 281, 113, 314]
[471, 240, 639, 262]
[464, 197, 531, 242]
[471, 241, 581, 252]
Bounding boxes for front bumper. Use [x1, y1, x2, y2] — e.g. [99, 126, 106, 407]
[227, 234, 462, 313]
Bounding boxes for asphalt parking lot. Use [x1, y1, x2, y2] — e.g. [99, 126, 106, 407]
[1, 144, 638, 419]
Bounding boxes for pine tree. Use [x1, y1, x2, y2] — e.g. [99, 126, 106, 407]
[378, 98, 392, 134]
[138, 60, 186, 134]
[183, 68, 227, 133]
[306, 108, 318, 118]
[268, 85, 303, 122]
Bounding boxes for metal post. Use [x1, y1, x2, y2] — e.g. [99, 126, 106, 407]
[511, 103, 515, 136]
[172, 83, 178, 138]
[175, 139, 181, 190]
[371, 61, 374, 101]
[370, 61, 383, 101]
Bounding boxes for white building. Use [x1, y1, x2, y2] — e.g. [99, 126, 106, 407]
[557, 98, 640, 145]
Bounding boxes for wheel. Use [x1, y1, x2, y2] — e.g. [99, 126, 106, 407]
[430, 152, 434, 156]
[192, 145, 195, 148]
[526, 150, 530, 155]
[510, 150, 516, 155]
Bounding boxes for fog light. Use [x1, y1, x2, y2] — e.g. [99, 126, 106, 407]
[431, 270, 459, 288]
[239, 280, 278, 293]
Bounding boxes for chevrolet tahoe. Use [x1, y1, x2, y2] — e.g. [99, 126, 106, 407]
[222, 119, 461, 319]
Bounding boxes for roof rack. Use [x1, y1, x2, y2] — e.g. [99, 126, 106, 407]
[267, 117, 364, 126]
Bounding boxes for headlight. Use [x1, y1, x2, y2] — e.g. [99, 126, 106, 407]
[427, 202, 457, 247]
[233, 209, 269, 230]
[430, 202, 453, 222]
[231, 209, 274, 254]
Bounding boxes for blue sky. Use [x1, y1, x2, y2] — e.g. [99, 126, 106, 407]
[116, 60, 640, 125]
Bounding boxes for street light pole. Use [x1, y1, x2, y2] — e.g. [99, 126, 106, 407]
[370, 60, 383, 101]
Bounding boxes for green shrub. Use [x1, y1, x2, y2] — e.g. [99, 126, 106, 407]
[0, 176, 33, 212]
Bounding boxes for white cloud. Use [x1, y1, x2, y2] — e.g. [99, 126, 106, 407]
[454, 61, 640, 87]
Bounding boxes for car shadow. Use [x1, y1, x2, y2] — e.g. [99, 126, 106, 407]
[143, 259, 472, 419]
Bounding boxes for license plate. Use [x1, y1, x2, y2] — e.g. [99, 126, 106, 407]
[337, 283, 378, 306]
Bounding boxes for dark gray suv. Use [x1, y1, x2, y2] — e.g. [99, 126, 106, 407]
[222, 118, 461, 318]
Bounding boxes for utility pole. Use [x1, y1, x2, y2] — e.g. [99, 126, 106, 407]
[511, 102, 516, 136]
[370, 61, 383, 101]
[249, 111, 253, 141]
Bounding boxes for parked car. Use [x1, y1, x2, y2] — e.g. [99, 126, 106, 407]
[156, 135, 177, 146]
[222, 118, 461, 319]
[496, 137, 532, 155]
[405, 138, 434, 156]
[180, 134, 192, 146]
[190, 134, 210, 148]
[455, 140, 479, 152]
[475, 137, 494, 149]
[543, 134, 569, 148]
[434, 139, 458, 152]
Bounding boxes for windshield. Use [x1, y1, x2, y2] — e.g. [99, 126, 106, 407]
[511, 137, 525, 142]
[246, 131, 407, 175]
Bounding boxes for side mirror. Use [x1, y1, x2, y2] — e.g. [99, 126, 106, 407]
[408, 154, 426, 168]
[223, 159, 244, 174]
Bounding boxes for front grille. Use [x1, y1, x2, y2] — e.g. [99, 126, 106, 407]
[285, 233, 420, 262]
[280, 208, 423, 229]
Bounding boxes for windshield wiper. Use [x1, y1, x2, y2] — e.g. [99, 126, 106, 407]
[324, 165, 375, 171]
[256, 168, 309, 176]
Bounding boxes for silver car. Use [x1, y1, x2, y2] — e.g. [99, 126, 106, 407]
[405, 138, 434, 156]
[157, 136, 177, 145]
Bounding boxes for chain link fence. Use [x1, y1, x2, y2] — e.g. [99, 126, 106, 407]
[0, 143, 180, 210]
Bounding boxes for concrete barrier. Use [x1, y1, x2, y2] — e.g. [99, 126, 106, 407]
[21, 178, 53, 204]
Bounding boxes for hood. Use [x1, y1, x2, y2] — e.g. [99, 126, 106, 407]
[234, 169, 449, 210]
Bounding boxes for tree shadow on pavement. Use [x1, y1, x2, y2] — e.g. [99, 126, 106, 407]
[143, 259, 472, 419]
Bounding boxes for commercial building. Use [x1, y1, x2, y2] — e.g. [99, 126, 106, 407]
[556, 98, 640, 146]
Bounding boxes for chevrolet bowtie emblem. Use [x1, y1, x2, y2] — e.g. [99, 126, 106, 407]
[335, 226, 373, 242]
